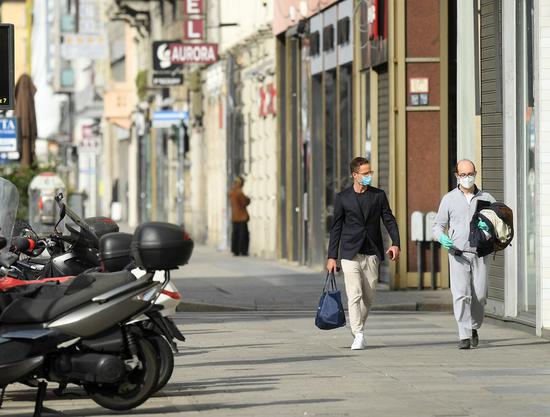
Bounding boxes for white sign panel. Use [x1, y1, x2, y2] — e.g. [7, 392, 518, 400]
[424, 211, 437, 241]
[61, 34, 107, 60]
[411, 211, 425, 242]
[0, 117, 18, 153]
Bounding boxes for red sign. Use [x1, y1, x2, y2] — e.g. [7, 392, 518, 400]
[184, 0, 204, 40]
[169, 43, 218, 64]
[259, 83, 277, 118]
[184, 18, 204, 40]
[185, 0, 203, 15]
[259, 87, 267, 118]
[267, 83, 277, 115]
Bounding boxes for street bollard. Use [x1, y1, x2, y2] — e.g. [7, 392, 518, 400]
[411, 211, 425, 290]
[425, 211, 437, 289]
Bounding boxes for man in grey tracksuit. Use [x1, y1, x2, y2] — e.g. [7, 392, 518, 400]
[433, 159, 495, 349]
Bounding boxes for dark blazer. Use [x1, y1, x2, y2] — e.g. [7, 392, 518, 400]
[327, 186, 400, 261]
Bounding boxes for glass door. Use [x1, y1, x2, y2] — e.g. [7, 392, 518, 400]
[516, 0, 536, 321]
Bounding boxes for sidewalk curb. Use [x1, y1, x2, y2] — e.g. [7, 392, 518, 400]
[177, 301, 255, 312]
[177, 301, 453, 313]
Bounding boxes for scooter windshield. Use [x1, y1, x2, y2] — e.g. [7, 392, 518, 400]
[0, 177, 19, 251]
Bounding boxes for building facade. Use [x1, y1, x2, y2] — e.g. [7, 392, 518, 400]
[275, 0, 454, 288]
[475, 0, 550, 337]
[186, 0, 277, 258]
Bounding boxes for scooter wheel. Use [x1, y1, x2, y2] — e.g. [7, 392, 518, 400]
[84, 336, 159, 411]
[148, 334, 175, 392]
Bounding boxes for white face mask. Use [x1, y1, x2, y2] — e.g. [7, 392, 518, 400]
[458, 175, 475, 189]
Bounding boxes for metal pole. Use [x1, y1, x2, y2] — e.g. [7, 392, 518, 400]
[417, 240, 423, 290]
[177, 120, 185, 226]
[430, 240, 436, 289]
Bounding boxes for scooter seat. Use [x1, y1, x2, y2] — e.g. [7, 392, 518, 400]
[0, 270, 136, 324]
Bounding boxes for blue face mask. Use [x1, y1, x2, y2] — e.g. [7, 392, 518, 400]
[360, 175, 372, 186]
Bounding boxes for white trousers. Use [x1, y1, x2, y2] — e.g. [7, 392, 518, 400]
[448, 253, 488, 340]
[341, 254, 380, 336]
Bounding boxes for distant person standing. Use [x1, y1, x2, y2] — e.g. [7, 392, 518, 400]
[229, 176, 251, 256]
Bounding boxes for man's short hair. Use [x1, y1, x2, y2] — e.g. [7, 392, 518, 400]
[454, 159, 476, 174]
[350, 157, 370, 174]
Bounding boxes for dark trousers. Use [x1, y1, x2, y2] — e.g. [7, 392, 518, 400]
[231, 221, 249, 256]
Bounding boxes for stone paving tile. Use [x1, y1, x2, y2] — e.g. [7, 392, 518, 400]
[2, 311, 550, 417]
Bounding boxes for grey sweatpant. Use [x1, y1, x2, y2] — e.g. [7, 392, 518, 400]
[448, 252, 488, 340]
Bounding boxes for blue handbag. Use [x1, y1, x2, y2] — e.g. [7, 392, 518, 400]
[315, 272, 346, 330]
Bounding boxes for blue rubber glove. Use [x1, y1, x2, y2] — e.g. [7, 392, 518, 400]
[438, 234, 454, 250]
[478, 219, 489, 232]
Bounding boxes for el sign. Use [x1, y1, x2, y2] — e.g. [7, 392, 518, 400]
[184, 0, 204, 40]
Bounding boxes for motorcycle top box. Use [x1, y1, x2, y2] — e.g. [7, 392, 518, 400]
[99, 232, 133, 272]
[85, 217, 119, 238]
[131, 222, 193, 270]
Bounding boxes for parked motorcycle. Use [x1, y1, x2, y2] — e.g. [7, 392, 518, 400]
[0, 218, 193, 416]
[0, 186, 186, 394]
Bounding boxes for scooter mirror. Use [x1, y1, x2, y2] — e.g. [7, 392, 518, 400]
[53, 204, 66, 234]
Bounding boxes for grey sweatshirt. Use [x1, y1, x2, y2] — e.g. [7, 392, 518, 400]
[433, 186, 496, 252]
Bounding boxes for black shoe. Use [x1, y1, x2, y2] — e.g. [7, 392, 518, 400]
[458, 339, 471, 349]
[471, 329, 479, 348]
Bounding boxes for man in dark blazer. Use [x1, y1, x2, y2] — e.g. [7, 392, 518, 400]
[327, 157, 401, 350]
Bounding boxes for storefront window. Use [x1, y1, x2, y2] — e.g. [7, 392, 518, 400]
[325, 70, 337, 236]
[516, 0, 536, 319]
[339, 64, 353, 189]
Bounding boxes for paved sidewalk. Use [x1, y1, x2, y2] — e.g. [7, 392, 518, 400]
[3, 311, 550, 417]
[172, 245, 452, 312]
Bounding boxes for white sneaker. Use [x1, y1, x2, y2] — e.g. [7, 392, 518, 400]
[351, 333, 366, 350]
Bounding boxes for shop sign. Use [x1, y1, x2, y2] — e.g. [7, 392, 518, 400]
[184, 0, 204, 40]
[409, 77, 429, 106]
[153, 41, 183, 71]
[61, 34, 107, 60]
[259, 83, 277, 118]
[152, 73, 184, 87]
[184, 18, 205, 40]
[152, 110, 189, 128]
[169, 43, 218, 65]
[0, 117, 19, 160]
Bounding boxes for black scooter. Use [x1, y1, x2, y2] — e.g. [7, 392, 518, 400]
[0, 222, 193, 416]
[6, 194, 187, 393]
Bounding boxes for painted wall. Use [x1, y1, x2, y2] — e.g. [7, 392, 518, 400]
[405, 0, 443, 277]
[240, 36, 278, 259]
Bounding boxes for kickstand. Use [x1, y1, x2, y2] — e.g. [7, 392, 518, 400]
[53, 383, 67, 397]
[33, 381, 47, 417]
[0, 386, 6, 409]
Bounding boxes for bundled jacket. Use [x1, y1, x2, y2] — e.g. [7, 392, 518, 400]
[433, 186, 496, 253]
[469, 202, 514, 257]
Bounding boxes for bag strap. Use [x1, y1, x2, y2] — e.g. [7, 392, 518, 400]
[323, 271, 338, 292]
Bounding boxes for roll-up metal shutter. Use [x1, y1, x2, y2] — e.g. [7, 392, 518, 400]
[377, 65, 390, 284]
[480, 0, 504, 301]
[377, 67, 390, 198]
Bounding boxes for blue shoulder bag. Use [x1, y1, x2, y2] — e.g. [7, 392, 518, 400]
[315, 272, 346, 330]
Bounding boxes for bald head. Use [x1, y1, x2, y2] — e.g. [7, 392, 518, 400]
[455, 159, 476, 174]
